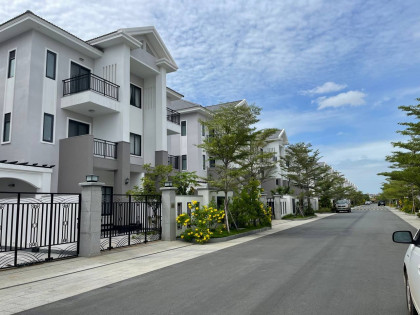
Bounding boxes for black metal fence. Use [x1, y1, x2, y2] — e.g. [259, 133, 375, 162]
[94, 138, 118, 159]
[267, 198, 275, 218]
[0, 192, 81, 269]
[167, 107, 180, 125]
[101, 194, 161, 250]
[63, 73, 119, 100]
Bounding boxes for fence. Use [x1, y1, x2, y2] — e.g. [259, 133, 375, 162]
[0, 192, 81, 269]
[63, 73, 119, 100]
[101, 194, 162, 250]
[93, 138, 118, 159]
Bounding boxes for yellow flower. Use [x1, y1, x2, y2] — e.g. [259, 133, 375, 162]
[196, 207, 199, 210]
[181, 235, 184, 238]
[192, 200, 197, 205]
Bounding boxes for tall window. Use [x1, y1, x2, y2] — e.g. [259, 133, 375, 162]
[3, 113, 11, 142]
[182, 155, 187, 170]
[46, 50, 57, 80]
[68, 119, 89, 137]
[202, 155, 206, 170]
[209, 158, 215, 168]
[181, 121, 186, 136]
[201, 124, 205, 136]
[130, 84, 141, 108]
[8, 50, 15, 78]
[130, 133, 141, 156]
[42, 113, 54, 142]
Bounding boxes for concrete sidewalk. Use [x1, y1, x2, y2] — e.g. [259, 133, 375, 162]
[387, 206, 420, 230]
[0, 214, 334, 314]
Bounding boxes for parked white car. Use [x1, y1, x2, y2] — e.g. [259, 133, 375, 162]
[393, 230, 420, 314]
[335, 199, 351, 213]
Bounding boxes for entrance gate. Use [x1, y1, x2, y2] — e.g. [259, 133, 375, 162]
[0, 192, 81, 269]
[101, 194, 161, 250]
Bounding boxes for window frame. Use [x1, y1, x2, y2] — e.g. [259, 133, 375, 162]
[46, 50, 57, 80]
[181, 121, 187, 136]
[42, 113, 54, 143]
[2, 113, 11, 143]
[182, 155, 187, 170]
[201, 124, 205, 136]
[67, 118, 91, 138]
[202, 155, 206, 170]
[130, 133, 141, 156]
[7, 49, 16, 79]
[130, 84, 142, 108]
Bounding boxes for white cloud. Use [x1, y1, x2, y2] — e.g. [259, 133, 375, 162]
[301, 82, 347, 95]
[316, 91, 367, 110]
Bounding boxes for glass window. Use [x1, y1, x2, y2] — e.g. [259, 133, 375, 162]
[181, 121, 186, 136]
[3, 113, 11, 142]
[182, 155, 187, 170]
[8, 50, 15, 78]
[202, 155, 206, 170]
[46, 50, 56, 80]
[130, 84, 141, 108]
[68, 119, 89, 137]
[209, 158, 215, 168]
[201, 124, 205, 136]
[130, 133, 141, 156]
[43, 113, 54, 142]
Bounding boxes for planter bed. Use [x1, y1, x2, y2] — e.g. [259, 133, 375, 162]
[207, 226, 272, 243]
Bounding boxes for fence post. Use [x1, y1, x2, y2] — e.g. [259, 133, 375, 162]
[283, 195, 293, 215]
[79, 181, 104, 257]
[160, 187, 177, 241]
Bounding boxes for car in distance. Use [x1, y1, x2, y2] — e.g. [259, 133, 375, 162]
[378, 200, 386, 206]
[365, 201, 371, 205]
[335, 199, 351, 213]
[393, 230, 420, 314]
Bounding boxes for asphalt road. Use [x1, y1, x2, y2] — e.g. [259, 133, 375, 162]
[21, 206, 416, 315]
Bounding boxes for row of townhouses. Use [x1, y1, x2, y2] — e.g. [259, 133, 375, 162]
[0, 11, 289, 197]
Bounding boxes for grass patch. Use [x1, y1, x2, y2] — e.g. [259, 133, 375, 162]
[211, 225, 271, 238]
[315, 207, 334, 213]
[282, 214, 317, 220]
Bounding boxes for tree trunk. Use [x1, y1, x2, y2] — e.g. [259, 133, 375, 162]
[224, 190, 230, 233]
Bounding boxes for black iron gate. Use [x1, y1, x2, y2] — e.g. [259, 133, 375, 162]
[101, 194, 161, 250]
[0, 192, 81, 269]
[267, 198, 275, 218]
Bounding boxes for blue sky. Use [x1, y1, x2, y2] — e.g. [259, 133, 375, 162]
[3, 0, 420, 193]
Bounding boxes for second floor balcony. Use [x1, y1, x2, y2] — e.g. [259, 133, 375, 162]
[61, 74, 121, 117]
[167, 107, 181, 135]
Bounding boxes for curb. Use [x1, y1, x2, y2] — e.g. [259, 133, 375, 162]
[207, 226, 272, 243]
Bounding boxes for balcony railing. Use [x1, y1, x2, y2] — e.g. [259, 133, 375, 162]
[167, 108, 180, 125]
[63, 74, 119, 101]
[94, 138, 118, 159]
[168, 155, 179, 170]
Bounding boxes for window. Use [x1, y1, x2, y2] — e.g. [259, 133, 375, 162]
[42, 113, 54, 142]
[130, 84, 141, 108]
[68, 119, 89, 137]
[276, 179, 280, 186]
[46, 50, 57, 80]
[3, 113, 11, 142]
[209, 158, 215, 168]
[202, 155, 206, 170]
[182, 155, 187, 170]
[201, 124, 205, 136]
[181, 121, 186, 136]
[7, 50, 15, 78]
[130, 133, 141, 156]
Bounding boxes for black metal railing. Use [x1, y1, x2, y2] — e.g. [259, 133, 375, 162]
[101, 194, 161, 250]
[168, 155, 179, 170]
[63, 73, 119, 101]
[167, 108, 180, 125]
[267, 198, 275, 218]
[93, 138, 118, 159]
[0, 192, 81, 269]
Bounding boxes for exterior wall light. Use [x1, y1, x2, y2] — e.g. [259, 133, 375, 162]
[86, 174, 99, 182]
[164, 181, 173, 187]
[125, 178, 129, 185]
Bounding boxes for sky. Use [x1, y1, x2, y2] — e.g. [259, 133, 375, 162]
[2, 0, 420, 194]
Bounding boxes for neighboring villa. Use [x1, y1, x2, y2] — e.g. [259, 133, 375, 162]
[0, 11, 181, 195]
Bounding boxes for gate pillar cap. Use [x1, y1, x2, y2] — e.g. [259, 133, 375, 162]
[79, 181, 106, 187]
[160, 187, 177, 191]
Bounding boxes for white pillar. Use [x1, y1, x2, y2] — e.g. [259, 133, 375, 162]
[197, 187, 212, 206]
[79, 181, 104, 257]
[283, 195, 294, 215]
[273, 194, 282, 219]
[260, 193, 268, 205]
[160, 187, 177, 241]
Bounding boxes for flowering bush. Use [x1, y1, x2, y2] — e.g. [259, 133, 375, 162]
[177, 200, 226, 244]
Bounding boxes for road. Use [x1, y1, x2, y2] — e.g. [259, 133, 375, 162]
[22, 206, 415, 315]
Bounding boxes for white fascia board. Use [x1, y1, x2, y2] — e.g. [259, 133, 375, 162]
[166, 88, 184, 101]
[88, 31, 142, 50]
[0, 163, 53, 174]
[236, 99, 247, 107]
[130, 55, 160, 75]
[178, 106, 212, 117]
[0, 14, 102, 59]
[156, 58, 178, 73]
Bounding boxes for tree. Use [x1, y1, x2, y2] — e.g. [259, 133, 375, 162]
[198, 102, 261, 232]
[171, 171, 199, 195]
[379, 101, 420, 212]
[127, 163, 173, 196]
[280, 143, 324, 216]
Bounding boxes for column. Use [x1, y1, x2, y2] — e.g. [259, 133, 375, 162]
[160, 187, 177, 241]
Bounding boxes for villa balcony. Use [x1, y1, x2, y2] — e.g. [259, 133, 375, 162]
[167, 107, 181, 135]
[61, 74, 120, 117]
